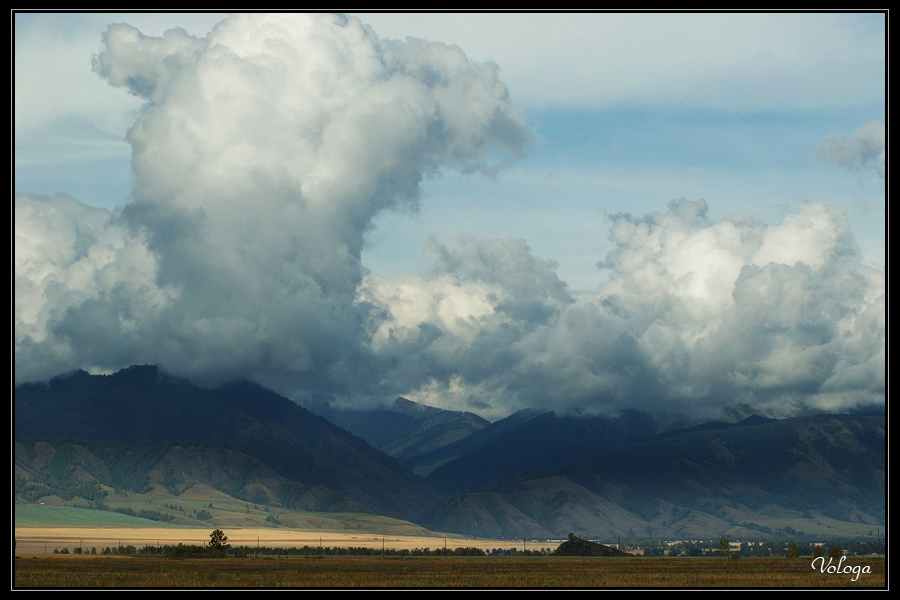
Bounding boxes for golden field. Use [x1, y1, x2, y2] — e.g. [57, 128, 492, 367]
[14, 525, 527, 554]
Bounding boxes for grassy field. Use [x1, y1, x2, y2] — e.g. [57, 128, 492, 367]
[13, 554, 886, 588]
[13, 509, 886, 588]
[14, 505, 487, 554]
[14, 502, 442, 536]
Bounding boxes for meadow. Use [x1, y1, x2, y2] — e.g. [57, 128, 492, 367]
[13, 554, 885, 588]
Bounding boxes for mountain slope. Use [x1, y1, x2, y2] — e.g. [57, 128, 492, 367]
[14, 366, 440, 521]
[15, 438, 367, 518]
[418, 412, 885, 540]
[305, 397, 490, 475]
[425, 409, 657, 495]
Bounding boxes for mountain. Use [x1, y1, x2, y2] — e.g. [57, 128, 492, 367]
[15, 365, 885, 542]
[15, 438, 370, 518]
[14, 366, 440, 521]
[425, 409, 658, 495]
[418, 412, 886, 540]
[304, 397, 490, 476]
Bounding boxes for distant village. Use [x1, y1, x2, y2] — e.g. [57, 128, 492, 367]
[607, 538, 885, 558]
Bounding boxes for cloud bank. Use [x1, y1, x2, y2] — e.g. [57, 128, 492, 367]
[15, 14, 884, 421]
[362, 199, 883, 419]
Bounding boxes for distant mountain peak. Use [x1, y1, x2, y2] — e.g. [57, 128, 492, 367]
[389, 397, 444, 420]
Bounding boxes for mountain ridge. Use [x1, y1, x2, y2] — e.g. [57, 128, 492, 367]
[417, 412, 885, 540]
[15, 365, 885, 541]
[15, 365, 439, 521]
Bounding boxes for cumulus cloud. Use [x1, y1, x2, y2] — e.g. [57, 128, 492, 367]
[817, 120, 885, 178]
[15, 13, 529, 392]
[363, 200, 883, 419]
[358, 234, 575, 413]
[15, 14, 884, 421]
[14, 193, 174, 381]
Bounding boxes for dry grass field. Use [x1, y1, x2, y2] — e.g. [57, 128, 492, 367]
[13, 526, 514, 554]
[14, 526, 885, 588]
[13, 553, 885, 588]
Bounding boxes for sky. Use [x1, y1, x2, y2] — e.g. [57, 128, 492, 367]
[14, 12, 886, 421]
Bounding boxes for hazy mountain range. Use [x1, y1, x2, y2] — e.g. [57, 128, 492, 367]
[15, 365, 885, 541]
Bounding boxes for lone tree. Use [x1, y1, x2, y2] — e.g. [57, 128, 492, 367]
[209, 529, 230, 552]
[718, 535, 730, 559]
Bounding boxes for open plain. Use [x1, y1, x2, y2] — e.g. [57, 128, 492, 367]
[14, 525, 515, 555]
[14, 553, 886, 588]
[13, 525, 887, 589]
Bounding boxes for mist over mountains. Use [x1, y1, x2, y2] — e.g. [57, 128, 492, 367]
[15, 366, 884, 541]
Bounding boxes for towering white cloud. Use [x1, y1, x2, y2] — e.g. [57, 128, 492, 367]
[15, 13, 529, 392]
[15, 13, 884, 421]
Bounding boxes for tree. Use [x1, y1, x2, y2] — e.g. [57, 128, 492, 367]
[718, 535, 730, 559]
[209, 529, 230, 552]
[787, 543, 800, 559]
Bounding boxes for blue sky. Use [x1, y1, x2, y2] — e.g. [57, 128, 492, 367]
[14, 12, 885, 419]
[15, 12, 885, 287]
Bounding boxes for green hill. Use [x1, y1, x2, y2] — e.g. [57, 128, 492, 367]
[14, 505, 192, 528]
